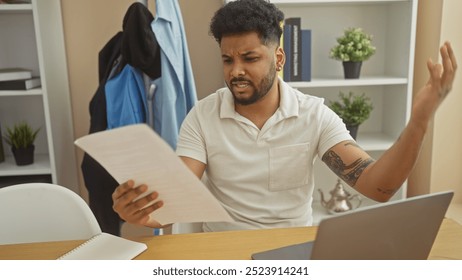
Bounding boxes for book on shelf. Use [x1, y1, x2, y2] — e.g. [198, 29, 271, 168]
[0, 68, 32, 82]
[0, 77, 40, 90]
[57, 232, 147, 260]
[301, 29, 312, 82]
[284, 17, 302, 82]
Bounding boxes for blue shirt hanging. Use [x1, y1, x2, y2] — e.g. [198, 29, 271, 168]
[150, 0, 197, 149]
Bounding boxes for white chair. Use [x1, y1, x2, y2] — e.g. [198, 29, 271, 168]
[0, 183, 101, 245]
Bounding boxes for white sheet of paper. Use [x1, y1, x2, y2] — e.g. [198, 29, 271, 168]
[74, 124, 233, 225]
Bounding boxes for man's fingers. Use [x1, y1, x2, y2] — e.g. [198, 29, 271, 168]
[129, 200, 164, 225]
[111, 180, 164, 227]
[112, 180, 134, 200]
[441, 43, 453, 73]
[135, 200, 164, 219]
[115, 184, 148, 209]
[440, 44, 455, 85]
[439, 42, 458, 98]
[445, 41, 457, 71]
[125, 191, 160, 215]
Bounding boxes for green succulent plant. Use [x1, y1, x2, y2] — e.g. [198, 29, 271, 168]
[3, 122, 40, 149]
[329, 91, 373, 126]
[329, 27, 376, 62]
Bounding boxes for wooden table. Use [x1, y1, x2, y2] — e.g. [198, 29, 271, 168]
[1, 219, 461, 260]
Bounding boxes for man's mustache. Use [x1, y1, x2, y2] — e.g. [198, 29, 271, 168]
[230, 77, 252, 84]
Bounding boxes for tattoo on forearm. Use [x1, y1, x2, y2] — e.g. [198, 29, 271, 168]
[322, 150, 375, 187]
[377, 187, 397, 196]
[344, 141, 361, 149]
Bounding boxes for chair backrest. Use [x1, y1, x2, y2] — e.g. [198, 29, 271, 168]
[0, 183, 101, 245]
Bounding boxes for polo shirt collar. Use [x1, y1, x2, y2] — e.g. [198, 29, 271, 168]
[220, 77, 299, 120]
[278, 77, 299, 119]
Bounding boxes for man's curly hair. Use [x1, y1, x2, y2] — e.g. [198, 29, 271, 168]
[210, 0, 284, 46]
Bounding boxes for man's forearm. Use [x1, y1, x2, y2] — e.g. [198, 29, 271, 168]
[355, 119, 427, 202]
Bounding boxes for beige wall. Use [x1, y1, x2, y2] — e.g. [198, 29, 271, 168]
[410, 0, 462, 204]
[61, 0, 223, 197]
[431, 0, 462, 202]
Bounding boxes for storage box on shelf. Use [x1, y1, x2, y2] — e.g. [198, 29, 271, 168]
[0, 1, 78, 191]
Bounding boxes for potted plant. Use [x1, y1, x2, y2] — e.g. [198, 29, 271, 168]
[3, 121, 40, 166]
[329, 27, 376, 79]
[328, 91, 373, 139]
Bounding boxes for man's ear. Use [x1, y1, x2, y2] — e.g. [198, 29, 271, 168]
[276, 46, 285, 71]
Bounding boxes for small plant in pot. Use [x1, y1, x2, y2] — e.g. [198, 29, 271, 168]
[329, 27, 376, 79]
[328, 91, 373, 139]
[3, 121, 40, 166]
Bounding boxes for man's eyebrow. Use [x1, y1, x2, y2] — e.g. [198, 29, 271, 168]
[221, 51, 256, 59]
[240, 51, 256, 56]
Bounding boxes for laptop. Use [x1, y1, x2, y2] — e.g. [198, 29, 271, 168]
[252, 191, 454, 260]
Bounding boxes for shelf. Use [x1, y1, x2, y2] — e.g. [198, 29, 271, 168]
[356, 131, 396, 151]
[0, 3, 32, 13]
[1, 0, 80, 190]
[0, 154, 52, 176]
[289, 76, 408, 88]
[0, 88, 42, 97]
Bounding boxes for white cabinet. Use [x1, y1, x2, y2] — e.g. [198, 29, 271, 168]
[0, 1, 79, 192]
[226, 0, 418, 224]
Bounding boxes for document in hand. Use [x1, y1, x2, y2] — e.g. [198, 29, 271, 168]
[75, 124, 233, 225]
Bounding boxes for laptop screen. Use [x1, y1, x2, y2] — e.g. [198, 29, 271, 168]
[252, 191, 453, 260]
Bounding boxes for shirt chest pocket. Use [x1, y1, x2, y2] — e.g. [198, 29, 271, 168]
[269, 143, 311, 191]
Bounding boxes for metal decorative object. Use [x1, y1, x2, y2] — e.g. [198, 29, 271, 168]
[318, 179, 362, 214]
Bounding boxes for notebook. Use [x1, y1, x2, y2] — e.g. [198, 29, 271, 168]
[58, 232, 147, 260]
[252, 191, 454, 260]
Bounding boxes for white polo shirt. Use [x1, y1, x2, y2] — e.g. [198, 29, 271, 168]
[176, 78, 352, 232]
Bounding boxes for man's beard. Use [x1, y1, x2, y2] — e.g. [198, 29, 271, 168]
[228, 64, 277, 106]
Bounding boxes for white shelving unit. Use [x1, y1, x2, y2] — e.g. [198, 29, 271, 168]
[226, 0, 418, 224]
[0, 1, 79, 192]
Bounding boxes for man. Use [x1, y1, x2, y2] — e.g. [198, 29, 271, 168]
[112, 0, 457, 232]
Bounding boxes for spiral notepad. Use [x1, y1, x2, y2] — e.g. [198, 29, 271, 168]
[58, 232, 147, 260]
